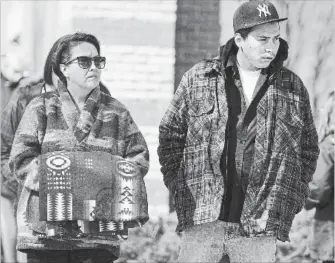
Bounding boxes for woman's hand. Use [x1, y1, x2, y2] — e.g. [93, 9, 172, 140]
[24, 174, 39, 191]
[23, 158, 40, 192]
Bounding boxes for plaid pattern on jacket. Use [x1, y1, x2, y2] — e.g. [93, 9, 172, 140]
[157, 38, 319, 242]
[9, 84, 149, 253]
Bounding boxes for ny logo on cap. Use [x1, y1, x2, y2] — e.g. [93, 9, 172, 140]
[257, 3, 271, 18]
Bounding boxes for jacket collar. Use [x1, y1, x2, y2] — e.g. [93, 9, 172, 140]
[57, 81, 102, 142]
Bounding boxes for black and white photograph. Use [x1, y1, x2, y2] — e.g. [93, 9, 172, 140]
[1, 1, 334, 262]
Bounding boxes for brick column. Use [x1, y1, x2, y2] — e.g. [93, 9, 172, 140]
[174, 0, 221, 90]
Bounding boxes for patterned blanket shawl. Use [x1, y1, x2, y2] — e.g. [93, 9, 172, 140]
[39, 151, 149, 230]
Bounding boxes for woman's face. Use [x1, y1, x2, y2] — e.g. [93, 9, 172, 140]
[61, 42, 102, 91]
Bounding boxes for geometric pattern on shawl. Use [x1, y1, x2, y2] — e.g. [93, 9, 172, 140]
[39, 151, 149, 229]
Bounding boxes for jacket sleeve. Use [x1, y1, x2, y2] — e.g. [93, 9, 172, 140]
[1, 87, 32, 196]
[123, 110, 150, 177]
[8, 97, 46, 192]
[266, 79, 320, 242]
[157, 74, 189, 193]
[298, 86, 320, 209]
[305, 137, 334, 210]
[1, 83, 43, 182]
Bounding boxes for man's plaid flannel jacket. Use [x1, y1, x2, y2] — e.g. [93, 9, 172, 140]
[157, 38, 319, 242]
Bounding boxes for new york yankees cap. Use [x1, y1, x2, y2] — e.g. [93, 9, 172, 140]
[233, 0, 288, 32]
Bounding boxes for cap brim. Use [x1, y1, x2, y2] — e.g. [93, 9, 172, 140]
[236, 17, 288, 32]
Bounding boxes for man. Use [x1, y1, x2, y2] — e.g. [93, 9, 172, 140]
[305, 91, 334, 263]
[157, 1, 319, 262]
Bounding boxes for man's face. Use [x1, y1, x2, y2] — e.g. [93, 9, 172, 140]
[235, 22, 280, 70]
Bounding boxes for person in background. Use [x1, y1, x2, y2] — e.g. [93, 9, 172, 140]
[1, 34, 42, 263]
[158, 0, 319, 262]
[1, 35, 26, 112]
[8, 32, 149, 263]
[1, 34, 112, 263]
[305, 91, 334, 263]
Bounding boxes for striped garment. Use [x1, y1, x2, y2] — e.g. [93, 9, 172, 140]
[9, 83, 149, 255]
[158, 38, 319, 242]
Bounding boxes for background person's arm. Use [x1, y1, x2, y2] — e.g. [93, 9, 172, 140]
[305, 135, 334, 210]
[1, 84, 37, 196]
[9, 97, 46, 191]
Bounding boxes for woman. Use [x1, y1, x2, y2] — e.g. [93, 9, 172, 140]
[9, 32, 149, 263]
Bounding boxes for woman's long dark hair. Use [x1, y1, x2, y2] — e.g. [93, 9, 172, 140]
[43, 34, 72, 85]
